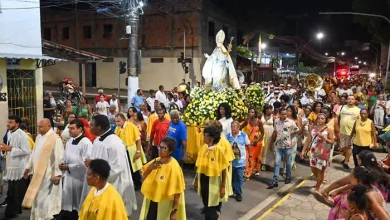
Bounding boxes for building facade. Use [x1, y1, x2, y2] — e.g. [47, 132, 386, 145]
[0, 0, 46, 137]
[41, 0, 237, 91]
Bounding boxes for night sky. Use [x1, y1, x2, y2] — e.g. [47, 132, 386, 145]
[211, 0, 373, 48]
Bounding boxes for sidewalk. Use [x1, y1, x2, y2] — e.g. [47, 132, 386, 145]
[259, 153, 390, 220]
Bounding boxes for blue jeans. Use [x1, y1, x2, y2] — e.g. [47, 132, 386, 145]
[273, 147, 293, 183]
[232, 166, 245, 195]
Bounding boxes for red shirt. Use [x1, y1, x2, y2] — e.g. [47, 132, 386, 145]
[94, 94, 110, 104]
[150, 119, 170, 146]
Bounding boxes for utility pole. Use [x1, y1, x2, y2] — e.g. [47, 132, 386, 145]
[127, 9, 139, 107]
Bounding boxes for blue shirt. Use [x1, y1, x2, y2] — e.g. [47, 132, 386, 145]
[132, 95, 144, 111]
[167, 121, 187, 161]
[226, 131, 250, 168]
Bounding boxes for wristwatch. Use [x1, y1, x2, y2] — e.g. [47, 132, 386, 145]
[171, 208, 177, 213]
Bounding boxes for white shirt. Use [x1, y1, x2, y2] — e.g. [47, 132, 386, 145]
[109, 99, 119, 112]
[4, 128, 31, 181]
[61, 124, 70, 144]
[27, 129, 64, 220]
[219, 117, 233, 137]
[62, 135, 92, 212]
[96, 101, 109, 116]
[94, 182, 109, 197]
[171, 100, 183, 110]
[337, 88, 353, 96]
[146, 97, 155, 112]
[156, 90, 167, 106]
[314, 89, 326, 99]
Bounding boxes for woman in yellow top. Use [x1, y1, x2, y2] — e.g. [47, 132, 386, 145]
[114, 113, 147, 190]
[205, 120, 235, 197]
[240, 108, 264, 179]
[194, 126, 229, 219]
[308, 102, 323, 127]
[348, 109, 377, 167]
[79, 159, 128, 220]
[139, 137, 186, 220]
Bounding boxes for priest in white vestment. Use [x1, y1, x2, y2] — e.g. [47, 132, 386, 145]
[80, 115, 137, 216]
[59, 119, 92, 219]
[1, 116, 31, 218]
[22, 119, 64, 220]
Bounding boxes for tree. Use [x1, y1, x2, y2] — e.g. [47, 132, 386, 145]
[353, 0, 390, 43]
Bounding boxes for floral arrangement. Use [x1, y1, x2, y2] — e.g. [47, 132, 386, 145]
[183, 88, 248, 126]
[245, 84, 265, 112]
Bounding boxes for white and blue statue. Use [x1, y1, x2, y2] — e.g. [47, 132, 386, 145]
[202, 30, 240, 92]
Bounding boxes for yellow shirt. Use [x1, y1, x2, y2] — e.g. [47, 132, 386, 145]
[195, 144, 229, 177]
[79, 184, 127, 220]
[141, 158, 185, 202]
[337, 105, 360, 135]
[217, 136, 235, 162]
[114, 121, 147, 172]
[353, 118, 373, 147]
[26, 133, 35, 150]
[308, 112, 319, 122]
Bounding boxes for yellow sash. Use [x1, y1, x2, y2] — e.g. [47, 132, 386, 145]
[22, 132, 58, 208]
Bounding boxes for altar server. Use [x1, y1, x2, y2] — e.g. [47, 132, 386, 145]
[59, 119, 92, 219]
[2, 116, 31, 219]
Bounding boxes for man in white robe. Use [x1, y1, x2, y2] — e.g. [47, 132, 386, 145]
[80, 115, 137, 217]
[22, 119, 64, 220]
[59, 119, 92, 219]
[1, 115, 31, 218]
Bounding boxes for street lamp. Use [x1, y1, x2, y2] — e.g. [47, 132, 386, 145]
[261, 43, 267, 49]
[359, 61, 362, 64]
[355, 57, 358, 60]
[364, 62, 367, 65]
[325, 53, 328, 56]
[341, 52, 345, 56]
[316, 32, 324, 40]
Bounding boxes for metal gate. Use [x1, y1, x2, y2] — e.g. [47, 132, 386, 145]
[7, 69, 37, 137]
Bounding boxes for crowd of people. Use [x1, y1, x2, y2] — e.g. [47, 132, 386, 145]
[0, 77, 389, 220]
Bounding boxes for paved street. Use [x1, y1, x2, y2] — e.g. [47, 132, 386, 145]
[0, 162, 312, 220]
[259, 153, 390, 220]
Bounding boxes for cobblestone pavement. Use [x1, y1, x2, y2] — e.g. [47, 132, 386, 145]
[260, 153, 390, 220]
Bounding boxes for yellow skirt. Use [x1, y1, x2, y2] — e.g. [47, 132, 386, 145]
[139, 192, 186, 220]
[127, 143, 147, 172]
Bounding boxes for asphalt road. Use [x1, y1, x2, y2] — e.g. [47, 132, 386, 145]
[0, 163, 312, 220]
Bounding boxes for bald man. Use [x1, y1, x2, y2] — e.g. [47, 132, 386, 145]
[22, 119, 64, 219]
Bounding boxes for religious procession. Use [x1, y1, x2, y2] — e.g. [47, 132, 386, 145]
[1, 25, 390, 220]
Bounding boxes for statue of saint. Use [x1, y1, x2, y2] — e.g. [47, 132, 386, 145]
[202, 30, 240, 92]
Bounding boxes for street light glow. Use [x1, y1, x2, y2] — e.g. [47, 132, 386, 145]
[316, 32, 324, 39]
[325, 53, 328, 56]
[341, 52, 345, 56]
[139, 1, 144, 7]
[364, 62, 367, 65]
[261, 43, 267, 49]
[358, 61, 362, 64]
[355, 57, 358, 60]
